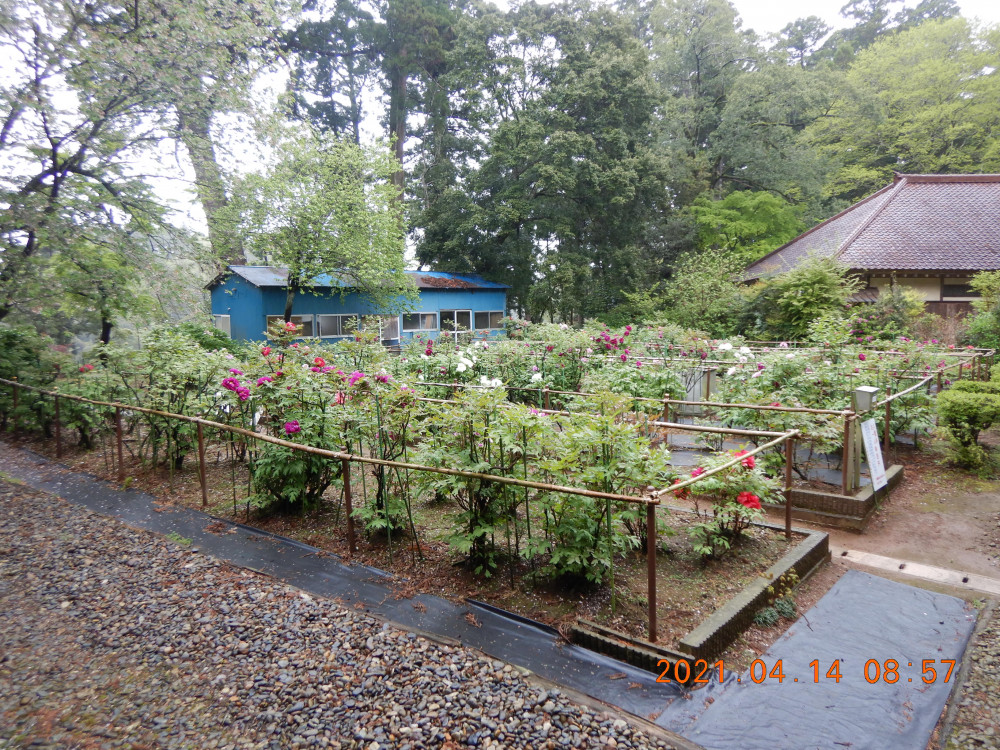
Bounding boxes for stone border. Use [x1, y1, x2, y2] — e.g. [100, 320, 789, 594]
[769, 464, 904, 531]
[571, 522, 830, 673]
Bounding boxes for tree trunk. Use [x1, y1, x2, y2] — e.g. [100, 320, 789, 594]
[388, 65, 407, 195]
[283, 284, 297, 322]
[100, 317, 113, 346]
[177, 103, 245, 266]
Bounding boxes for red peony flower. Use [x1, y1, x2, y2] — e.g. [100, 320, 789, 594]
[736, 492, 761, 510]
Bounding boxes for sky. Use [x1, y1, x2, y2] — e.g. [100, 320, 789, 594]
[731, 0, 1000, 37]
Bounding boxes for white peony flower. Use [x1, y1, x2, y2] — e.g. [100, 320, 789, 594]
[726, 367, 737, 376]
[739, 346, 752, 355]
[786, 353, 795, 359]
[456, 363, 467, 373]
[531, 373, 543, 382]
[718, 342, 733, 351]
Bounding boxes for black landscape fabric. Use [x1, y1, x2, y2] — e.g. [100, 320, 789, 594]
[685, 569, 977, 750]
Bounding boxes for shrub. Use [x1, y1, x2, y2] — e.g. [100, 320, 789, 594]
[937, 388, 1000, 468]
[743, 257, 862, 340]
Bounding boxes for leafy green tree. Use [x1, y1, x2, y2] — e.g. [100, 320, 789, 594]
[687, 191, 805, 264]
[415, 0, 668, 320]
[807, 18, 1000, 203]
[660, 250, 746, 336]
[226, 128, 414, 321]
[774, 16, 832, 67]
[284, 0, 376, 143]
[649, 0, 760, 203]
[0, 0, 165, 327]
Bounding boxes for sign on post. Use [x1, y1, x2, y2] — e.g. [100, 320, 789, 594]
[860, 419, 888, 491]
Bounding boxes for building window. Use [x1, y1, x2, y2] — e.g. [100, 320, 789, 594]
[316, 314, 360, 338]
[474, 311, 505, 330]
[942, 278, 980, 300]
[266, 315, 314, 337]
[402, 312, 437, 331]
[213, 315, 231, 336]
[380, 315, 400, 340]
[440, 310, 472, 332]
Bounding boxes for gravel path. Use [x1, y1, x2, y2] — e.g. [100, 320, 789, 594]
[944, 600, 1000, 750]
[0, 480, 684, 750]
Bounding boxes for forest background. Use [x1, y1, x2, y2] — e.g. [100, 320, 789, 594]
[3, 0, 1000, 345]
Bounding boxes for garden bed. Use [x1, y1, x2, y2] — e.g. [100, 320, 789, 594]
[18, 433, 818, 660]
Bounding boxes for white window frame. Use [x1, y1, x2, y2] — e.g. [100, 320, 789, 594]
[402, 312, 438, 332]
[266, 315, 315, 337]
[213, 314, 231, 336]
[316, 313, 361, 338]
[440, 309, 472, 332]
[474, 311, 505, 330]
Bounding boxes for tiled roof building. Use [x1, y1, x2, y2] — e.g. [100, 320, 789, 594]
[744, 173, 1000, 314]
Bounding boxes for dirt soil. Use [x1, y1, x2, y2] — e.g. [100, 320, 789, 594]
[765, 441, 1000, 578]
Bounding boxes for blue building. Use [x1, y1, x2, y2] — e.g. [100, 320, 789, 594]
[207, 266, 509, 343]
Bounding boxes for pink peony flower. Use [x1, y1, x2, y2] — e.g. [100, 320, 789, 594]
[261, 346, 271, 356]
[691, 467, 705, 478]
[284, 420, 301, 435]
[256, 376, 273, 386]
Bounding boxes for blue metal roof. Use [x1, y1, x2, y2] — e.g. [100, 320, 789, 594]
[208, 266, 509, 290]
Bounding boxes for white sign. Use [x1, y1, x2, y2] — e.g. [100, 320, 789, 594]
[860, 419, 888, 491]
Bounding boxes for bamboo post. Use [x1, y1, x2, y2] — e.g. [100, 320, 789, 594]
[841, 414, 851, 496]
[342, 458, 356, 554]
[784, 436, 794, 540]
[937, 371, 943, 392]
[197, 422, 208, 508]
[54, 395, 61, 459]
[115, 407, 125, 483]
[883, 389, 892, 455]
[544, 388, 550, 411]
[646, 502, 657, 643]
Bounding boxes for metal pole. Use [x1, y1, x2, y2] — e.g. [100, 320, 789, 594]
[115, 407, 125, 483]
[784, 436, 794, 540]
[342, 458, 356, 554]
[646, 502, 657, 643]
[197, 422, 208, 508]
[883, 389, 892, 455]
[54, 395, 61, 459]
[11, 381, 18, 432]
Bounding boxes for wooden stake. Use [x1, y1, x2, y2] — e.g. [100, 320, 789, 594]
[197, 422, 208, 508]
[646, 502, 657, 643]
[784, 436, 794, 540]
[342, 458, 356, 554]
[54, 395, 61, 459]
[115, 407, 125, 483]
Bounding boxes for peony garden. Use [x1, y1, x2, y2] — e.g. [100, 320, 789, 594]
[0, 319, 992, 655]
